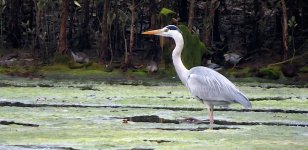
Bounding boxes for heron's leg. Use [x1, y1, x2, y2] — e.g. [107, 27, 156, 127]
[206, 105, 214, 125]
[232, 64, 236, 69]
[209, 106, 214, 125]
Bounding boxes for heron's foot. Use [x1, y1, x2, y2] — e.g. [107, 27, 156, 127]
[205, 119, 215, 130]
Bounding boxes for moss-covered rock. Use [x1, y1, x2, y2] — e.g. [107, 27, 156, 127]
[68, 61, 84, 69]
[52, 53, 71, 64]
[68, 61, 93, 69]
[0, 66, 6, 73]
[299, 66, 308, 73]
[257, 66, 282, 80]
[178, 25, 208, 69]
[159, 8, 177, 71]
[87, 62, 103, 70]
[226, 67, 255, 78]
[0, 64, 39, 77]
[127, 70, 148, 77]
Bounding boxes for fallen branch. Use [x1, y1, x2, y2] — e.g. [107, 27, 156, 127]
[268, 52, 308, 66]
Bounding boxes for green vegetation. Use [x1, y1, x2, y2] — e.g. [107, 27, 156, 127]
[159, 8, 177, 71]
[0, 65, 38, 76]
[226, 67, 254, 78]
[299, 66, 308, 73]
[159, 8, 176, 17]
[51, 53, 71, 64]
[178, 25, 208, 69]
[257, 66, 282, 80]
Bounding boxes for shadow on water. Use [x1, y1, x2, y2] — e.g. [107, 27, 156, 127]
[9, 145, 154, 150]
[1, 145, 78, 150]
[124, 115, 240, 131]
[124, 115, 180, 124]
[131, 148, 154, 150]
[214, 120, 308, 127]
[124, 115, 308, 128]
[0, 120, 39, 127]
[1, 101, 308, 114]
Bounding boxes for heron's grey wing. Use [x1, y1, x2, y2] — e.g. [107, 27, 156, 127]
[187, 67, 251, 108]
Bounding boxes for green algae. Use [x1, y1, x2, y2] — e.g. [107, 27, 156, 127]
[0, 121, 307, 149]
[0, 76, 307, 149]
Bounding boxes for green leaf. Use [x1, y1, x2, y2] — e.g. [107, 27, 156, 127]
[159, 8, 175, 16]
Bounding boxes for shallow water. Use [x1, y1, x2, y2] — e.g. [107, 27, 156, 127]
[0, 75, 307, 149]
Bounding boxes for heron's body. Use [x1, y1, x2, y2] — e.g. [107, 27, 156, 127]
[224, 53, 242, 67]
[71, 51, 89, 64]
[146, 60, 158, 73]
[206, 59, 223, 71]
[186, 66, 250, 107]
[143, 25, 251, 124]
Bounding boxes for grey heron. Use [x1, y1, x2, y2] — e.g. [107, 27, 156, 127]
[224, 53, 242, 68]
[146, 60, 158, 73]
[206, 59, 223, 71]
[142, 25, 251, 125]
[70, 51, 90, 64]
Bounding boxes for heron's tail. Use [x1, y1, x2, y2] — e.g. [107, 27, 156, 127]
[235, 92, 252, 109]
[70, 51, 79, 60]
[70, 50, 76, 56]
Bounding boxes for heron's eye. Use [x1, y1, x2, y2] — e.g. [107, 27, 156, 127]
[164, 28, 169, 32]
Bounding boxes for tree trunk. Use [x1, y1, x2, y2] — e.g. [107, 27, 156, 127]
[127, 0, 136, 65]
[281, 0, 288, 60]
[148, 0, 159, 62]
[203, 0, 217, 46]
[188, 0, 195, 32]
[68, 0, 74, 48]
[100, 0, 109, 61]
[149, 0, 157, 29]
[7, 0, 22, 48]
[33, 0, 42, 55]
[178, 0, 188, 22]
[58, 0, 69, 54]
[78, 0, 90, 49]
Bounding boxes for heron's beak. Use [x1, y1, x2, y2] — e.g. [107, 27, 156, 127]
[142, 29, 162, 35]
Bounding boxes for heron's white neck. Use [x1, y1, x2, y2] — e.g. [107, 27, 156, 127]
[171, 33, 189, 85]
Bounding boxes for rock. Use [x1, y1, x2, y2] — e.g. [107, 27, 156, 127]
[4, 53, 18, 60]
[0, 58, 17, 67]
[282, 64, 299, 77]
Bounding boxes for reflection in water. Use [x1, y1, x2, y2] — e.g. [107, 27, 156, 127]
[124, 115, 308, 128]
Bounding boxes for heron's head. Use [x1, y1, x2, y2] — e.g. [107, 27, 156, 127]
[142, 25, 181, 38]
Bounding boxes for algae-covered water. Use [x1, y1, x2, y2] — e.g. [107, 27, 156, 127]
[0, 75, 307, 150]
